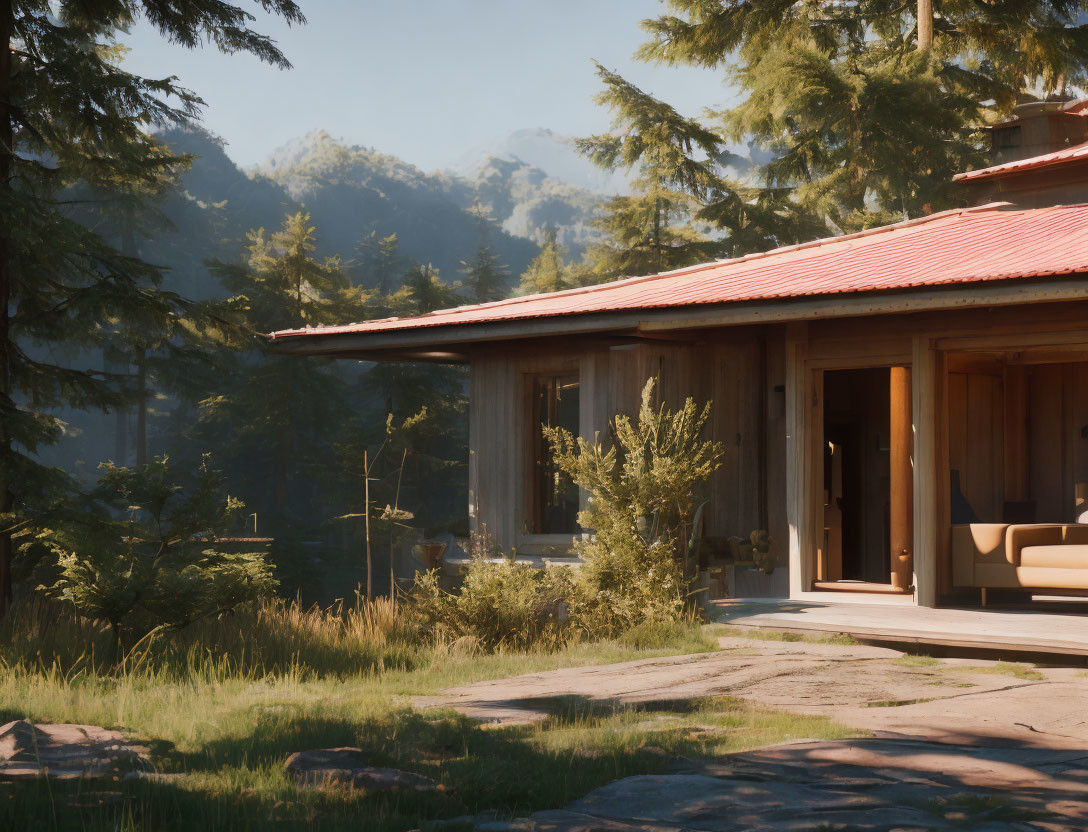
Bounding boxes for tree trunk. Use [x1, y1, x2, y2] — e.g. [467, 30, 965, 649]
[0, 3, 15, 617]
[364, 449, 372, 601]
[917, 0, 933, 50]
[135, 350, 148, 467]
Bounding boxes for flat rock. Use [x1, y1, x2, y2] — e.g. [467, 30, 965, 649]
[284, 747, 439, 791]
[0, 720, 150, 780]
[527, 737, 1088, 831]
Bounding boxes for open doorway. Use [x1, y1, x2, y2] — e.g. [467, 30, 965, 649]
[818, 366, 913, 593]
[947, 353, 1088, 609]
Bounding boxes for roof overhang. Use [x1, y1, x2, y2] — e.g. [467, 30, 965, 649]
[269, 274, 1088, 363]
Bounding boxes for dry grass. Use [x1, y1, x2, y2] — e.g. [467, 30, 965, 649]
[0, 599, 853, 831]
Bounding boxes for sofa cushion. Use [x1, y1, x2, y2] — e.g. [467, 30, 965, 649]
[1014, 566, 1088, 590]
[1005, 524, 1065, 566]
[1020, 544, 1088, 569]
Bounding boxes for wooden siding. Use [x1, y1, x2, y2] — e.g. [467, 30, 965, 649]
[468, 299, 1088, 605]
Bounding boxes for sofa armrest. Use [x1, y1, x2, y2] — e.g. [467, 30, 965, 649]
[1006, 524, 1063, 566]
[951, 524, 1008, 586]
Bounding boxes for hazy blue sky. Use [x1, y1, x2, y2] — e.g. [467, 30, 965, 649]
[120, 0, 733, 170]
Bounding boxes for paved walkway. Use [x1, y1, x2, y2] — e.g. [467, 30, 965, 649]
[421, 634, 1088, 831]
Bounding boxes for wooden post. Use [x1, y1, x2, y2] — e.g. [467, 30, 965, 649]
[912, 337, 938, 607]
[785, 324, 813, 598]
[890, 366, 914, 589]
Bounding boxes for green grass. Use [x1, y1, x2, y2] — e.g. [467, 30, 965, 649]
[863, 697, 936, 708]
[949, 662, 1045, 681]
[706, 624, 859, 646]
[0, 600, 855, 831]
[892, 654, 940, 667]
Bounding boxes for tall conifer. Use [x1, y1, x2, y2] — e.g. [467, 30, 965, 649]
[518, 227, 570, 295]
[576, 63, 723, 281]
[0, 1, 303, 614]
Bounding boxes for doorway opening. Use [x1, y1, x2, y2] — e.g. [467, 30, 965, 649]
[817, 366, 913, 594]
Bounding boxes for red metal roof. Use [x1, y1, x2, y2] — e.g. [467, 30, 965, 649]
[270, 202, 1088, 342]
[953, 140, 1088, 183]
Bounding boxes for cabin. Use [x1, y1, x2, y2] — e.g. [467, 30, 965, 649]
[271, 100, 1088, 612]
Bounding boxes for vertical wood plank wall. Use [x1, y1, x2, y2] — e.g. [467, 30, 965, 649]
[945, 360, 1088, 525]
[470, 331, 790, 593]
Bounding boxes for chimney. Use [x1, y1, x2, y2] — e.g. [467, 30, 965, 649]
[990, 100, 1088, 164]
[955, 99, 1088, 208]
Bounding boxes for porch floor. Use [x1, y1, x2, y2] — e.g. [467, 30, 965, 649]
[710, 596, 1088, 661]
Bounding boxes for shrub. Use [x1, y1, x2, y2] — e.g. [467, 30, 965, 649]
[31, 455, 277, 656]
[545, 378, 723, 637]
[405, 546, 572, 652]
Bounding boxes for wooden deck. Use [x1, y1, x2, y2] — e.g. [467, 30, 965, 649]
[710, 596, 1088, 661]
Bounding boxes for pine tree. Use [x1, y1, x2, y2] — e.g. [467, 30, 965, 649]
[0, 0, 304, 614]
[198, 212, 366, 539]
[633, 1, 1088, 236]
[459, 201, 510, 303]
[518, 227, 570, 294]
[352, 229, 407, 297]
[460, 246, 509, 303]
[575, 63, 723, 282]
[394, 263, 459, 315]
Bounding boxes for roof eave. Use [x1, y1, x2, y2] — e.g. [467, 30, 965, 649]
[268, 275, 1088, 360]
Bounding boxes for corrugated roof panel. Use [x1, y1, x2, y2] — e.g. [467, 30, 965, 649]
[953, 140, 1088, 182]
[269, 202, 1088, 341]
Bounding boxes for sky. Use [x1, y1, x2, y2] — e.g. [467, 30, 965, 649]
[119, 0, 734, 171]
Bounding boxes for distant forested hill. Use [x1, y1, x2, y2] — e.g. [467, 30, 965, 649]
[147, 128, 603, 301]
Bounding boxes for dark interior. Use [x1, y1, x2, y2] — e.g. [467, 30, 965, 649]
[823, 368, 892, 583]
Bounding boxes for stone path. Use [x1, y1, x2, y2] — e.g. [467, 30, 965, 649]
[421, 634, 1088, 831]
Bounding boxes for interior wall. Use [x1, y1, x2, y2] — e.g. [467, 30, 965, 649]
[947, 367, 1005, 523]
[945, 359, 1088, 525]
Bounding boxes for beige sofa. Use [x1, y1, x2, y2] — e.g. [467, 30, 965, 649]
[952, 523, 1088, 603]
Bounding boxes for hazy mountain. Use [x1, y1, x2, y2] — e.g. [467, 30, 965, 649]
[146, 128, 611, 305]
[467, 155, 602, 257]
[452, 127, 631, 195]
[248, 129, 539, 284]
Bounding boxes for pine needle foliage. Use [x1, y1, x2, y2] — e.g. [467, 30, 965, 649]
[33, 454, 277, 657]
[576, 63, 724, 282]
[0, 0, 304, 613]
[581, 1, 1088, 265]
[518, 227, 571, 295]
[197, 213, 365, 531]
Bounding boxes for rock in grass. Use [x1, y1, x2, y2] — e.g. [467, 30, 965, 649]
[284, 748, 439, 792]
[0, 720, 151, 780]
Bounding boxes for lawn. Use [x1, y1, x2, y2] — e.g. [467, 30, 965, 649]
[0, 600, 855, 831]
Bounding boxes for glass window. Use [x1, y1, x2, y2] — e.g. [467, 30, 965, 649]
[530, 374, 580, 534]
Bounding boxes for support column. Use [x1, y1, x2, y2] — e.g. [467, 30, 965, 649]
[890, 367, 914, 589]
[912, 337, 939, 607]
[785, 324, 813, 598]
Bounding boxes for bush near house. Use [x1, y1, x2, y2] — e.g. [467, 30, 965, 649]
[406, 378, 723, 649]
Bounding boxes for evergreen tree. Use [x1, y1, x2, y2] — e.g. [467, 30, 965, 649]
[394, 263, 459, 315]
[196, 213, 365, 572]
[632, 0, 1088, 238]
[459, 201, 510, 303]
[351, 229, 407, 296]
[0, 0, 304, 614]
[576, 63, 723, 282]
[518, 227, 570, 294]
